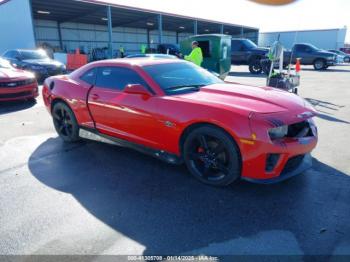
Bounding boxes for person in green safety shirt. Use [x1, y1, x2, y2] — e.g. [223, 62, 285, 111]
[119, 45, 125, 58]
[184, 41, 203, 66]
[141, 44, 147, 54]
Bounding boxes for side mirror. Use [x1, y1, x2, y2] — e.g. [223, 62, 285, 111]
[124, 84, 152, 96]
[15, 56, 22, 61]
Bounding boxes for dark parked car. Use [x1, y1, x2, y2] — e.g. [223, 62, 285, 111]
[283, 44, 337, 70]
[125, 54, 178, 59]
[328, 49, 350, 63]
[231, 38, 269, 74]
[2, 49, 66, 81]
[157, 44, 181, 57]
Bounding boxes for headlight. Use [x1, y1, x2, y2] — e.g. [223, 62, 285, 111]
[24, 78, 36, 85]
[268, 125, 288, 140]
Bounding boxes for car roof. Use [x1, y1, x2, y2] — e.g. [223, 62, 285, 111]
[89, 58, 186, 67]
[69, 58, 188, 80]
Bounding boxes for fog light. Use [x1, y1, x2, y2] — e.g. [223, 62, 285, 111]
[266, 153, 280, 172]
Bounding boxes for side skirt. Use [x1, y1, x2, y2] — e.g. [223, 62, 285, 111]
[79, 127, 183, 165]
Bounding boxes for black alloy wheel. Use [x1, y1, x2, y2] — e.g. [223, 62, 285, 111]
[183, 126, 241, 186]
[52, 102, 80, 142]
[249, 60, 263, 74]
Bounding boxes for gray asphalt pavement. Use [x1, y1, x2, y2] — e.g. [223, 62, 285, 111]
[0, 65, 349, 258]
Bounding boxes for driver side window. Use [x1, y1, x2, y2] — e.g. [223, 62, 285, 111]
[95, 66, 149, 91]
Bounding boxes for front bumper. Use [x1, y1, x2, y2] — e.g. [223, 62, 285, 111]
[326, 60, 336, 66]
[30, 67, 66, 80]
[0, 84, 38, 101]
[242, 153, 312, 184]
[240, 113, 318, 183]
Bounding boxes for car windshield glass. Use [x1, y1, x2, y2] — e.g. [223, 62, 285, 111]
[20, 50, 48, 60]
[143, 62, 223, 94]
[0, 58, 12, 68]
[308, 44, 320, 51]
[243, 39, 257, 49]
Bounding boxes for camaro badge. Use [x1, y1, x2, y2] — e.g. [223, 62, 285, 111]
[164, 121, 174, 127]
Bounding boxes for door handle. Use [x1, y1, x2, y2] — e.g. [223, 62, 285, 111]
[91, 93, 99, 100]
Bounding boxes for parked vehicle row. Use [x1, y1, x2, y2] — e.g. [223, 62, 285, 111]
[1, 49, 66, 81]
[230, 38, 350, 73]
[328, 49, 350, 63]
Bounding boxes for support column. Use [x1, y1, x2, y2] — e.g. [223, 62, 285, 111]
[107, 5, 113, 58]
[176, 31, 179, 44]
[241, 27, 244, 38]
[193, 20, 198, 35]
[57, 22, 63, 50]
[147, 28, 151, 47]
[220, 24, 224, 34]
[158, 14, 163, 44]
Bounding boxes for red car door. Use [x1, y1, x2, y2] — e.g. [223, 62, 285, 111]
[87, 66, 163, 149]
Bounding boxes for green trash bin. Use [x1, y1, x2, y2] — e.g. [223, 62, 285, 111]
[180, 34, 231, 79]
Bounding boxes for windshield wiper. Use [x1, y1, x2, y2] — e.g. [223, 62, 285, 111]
[166, 84, 205, 91]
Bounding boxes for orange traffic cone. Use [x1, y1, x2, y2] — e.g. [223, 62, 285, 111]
[295, 58, 301, 73]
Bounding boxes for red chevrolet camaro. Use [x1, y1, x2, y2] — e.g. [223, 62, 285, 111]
[43, 58, 318, 186]
[0, 58, 38, 102]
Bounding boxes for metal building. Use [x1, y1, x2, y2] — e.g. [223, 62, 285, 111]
[259, 27, 348, 50]
[0, 0, 259, 57]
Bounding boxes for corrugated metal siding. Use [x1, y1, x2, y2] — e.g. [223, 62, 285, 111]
[259, 28, 347, 50]
[34, 19, 192, 56]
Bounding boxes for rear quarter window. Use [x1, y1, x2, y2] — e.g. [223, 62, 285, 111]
[80, 68, 96, 85]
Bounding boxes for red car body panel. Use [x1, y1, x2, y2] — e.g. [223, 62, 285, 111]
[0, 68, 38, 102]
[43, 59, 318, 182]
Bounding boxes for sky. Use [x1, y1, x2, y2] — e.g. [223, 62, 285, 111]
[105, 0, 350, 43]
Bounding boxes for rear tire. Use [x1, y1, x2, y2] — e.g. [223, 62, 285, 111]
[52, 102, 80, 142]
[183, 125, 241, 186]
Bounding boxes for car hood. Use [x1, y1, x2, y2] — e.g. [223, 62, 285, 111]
[173, 83, 309, 114]
[0, 68, 34, 80]
[22, 58, 63, 67]
[316, 50, 336, 57]
[253, 47, 269, 53]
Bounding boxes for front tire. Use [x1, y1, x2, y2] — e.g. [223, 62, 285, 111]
[249, 60, 263, 74]
[52, 102, 80, 142]
[183, 125, 241, 186]
[313, 59, 326, 70]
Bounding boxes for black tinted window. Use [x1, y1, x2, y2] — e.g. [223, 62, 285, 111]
[80, 69, 96, 85]
[296, 45, 311, 52]
[231, 41, 243, 52]
[95, 67, 148, 91]
[20, 50, 48, 60]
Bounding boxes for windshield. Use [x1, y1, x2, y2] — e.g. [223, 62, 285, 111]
[20, 50, 48, 60]
[0, 58, 12, 69]
[243, 39, 258, 49]
[143, 62, 223, 95]
[308, 44, 321, 51]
